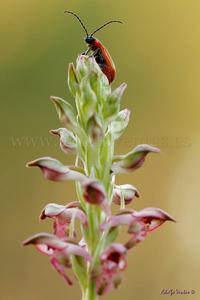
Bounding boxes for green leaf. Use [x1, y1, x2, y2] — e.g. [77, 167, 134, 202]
[109, 83, 127, 102]
[50, 96, 77, 129]
[100, 132, 113, 189]
[79, 79, 97, 122]
[103, 83, 127, 119]
[109, 109, 130, 140]
[68, 63, 79, 97]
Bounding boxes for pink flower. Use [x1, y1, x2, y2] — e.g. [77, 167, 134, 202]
[96, 243, 127, 295]
[112, 144, 160, 174]
[40, 202, 88, 238]
[22, 233, 91, 285]
[100, 209, 136, 230]
[83, 180, 106, 205]
[125, 219, 148, 249]
[82, 180, 111, 214]
[133, 207, 176, 232]
[112, 184, 140, 205]
[101, 243, 127, 273]
[40, 203, 87, 225]
[101, 207, 175, 249]
[26, 157, 87, 182]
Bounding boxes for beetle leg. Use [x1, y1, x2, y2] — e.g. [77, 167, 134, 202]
[90, 48, 99, 58]
[82, 48, 90, 55]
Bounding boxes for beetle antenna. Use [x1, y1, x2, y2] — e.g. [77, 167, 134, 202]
[64, 10, 89, 37]
[90, 20, 123, 36]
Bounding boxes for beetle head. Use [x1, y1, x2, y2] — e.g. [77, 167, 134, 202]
[85, 36, 95, 44]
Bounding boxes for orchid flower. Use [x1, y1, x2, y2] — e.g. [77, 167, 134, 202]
[112, 184, 140, 206]
[40, 202, 88, 239]
[23, 55, 175, 300]
[23, 233, 91, 286]
[96, 243, 127, 295]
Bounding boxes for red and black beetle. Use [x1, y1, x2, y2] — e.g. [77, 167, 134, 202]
[65, 11, 123, 84]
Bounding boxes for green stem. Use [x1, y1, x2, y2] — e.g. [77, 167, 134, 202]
[78, 103, 115, 300]
[84, 281, 99, 300]
[87, 205, 98, 254]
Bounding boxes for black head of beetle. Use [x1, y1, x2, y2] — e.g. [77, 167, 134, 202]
[85, 36, 95, 44]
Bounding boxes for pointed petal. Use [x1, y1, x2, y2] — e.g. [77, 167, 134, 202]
[50, 128, 76, 154]
[103, 83, 127, 119]
[50, 96, 77, 128]
[109, 109, 130, 140]
[40, 203, 66, 220]
[110, 83, 127, 102]
[40, 203, 88, 226]
[26, 157, 86, 182]
[23, 233, 91, 261]
[68, 62, 79, 97]
[112, 144, 160, 174]
[134, 207, 176, 232]
[22, 233, 67, 250]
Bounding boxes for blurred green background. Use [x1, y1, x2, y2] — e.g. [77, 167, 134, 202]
[1, 0, 200, 299]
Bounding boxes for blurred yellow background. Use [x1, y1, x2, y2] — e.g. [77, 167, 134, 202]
[1, 0, 200, 299]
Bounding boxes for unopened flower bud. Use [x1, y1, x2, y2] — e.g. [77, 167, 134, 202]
[68, 62, 79, 97]
[109, 109, 130, 140]
[113, 184, 140, 205]
[50, 96, 77, 129]
[50, 128, 76, 153]
[83, 180, 106, 205]
[103, 83, 127, 119]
